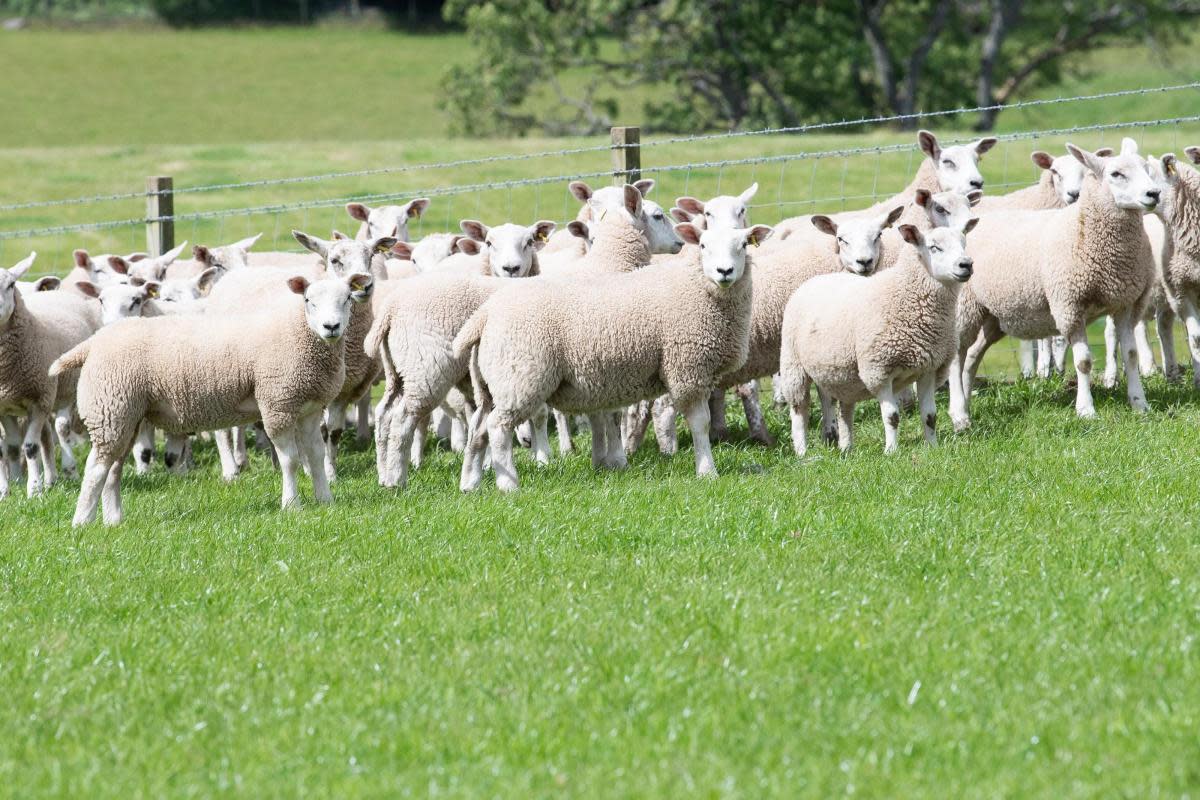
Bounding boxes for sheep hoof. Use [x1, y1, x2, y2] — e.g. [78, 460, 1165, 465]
[497, 478, 519, 493]
[951, 415, 971, 433]
[1101, 375, 1118, 389]
[1076, 408, 1097, 420]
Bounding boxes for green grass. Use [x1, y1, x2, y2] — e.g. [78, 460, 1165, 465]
[3, 377, 1200, 797]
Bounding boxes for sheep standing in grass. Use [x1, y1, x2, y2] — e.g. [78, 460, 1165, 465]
[453, 221, 770, 492]
[778, 222, 976, 455]
[51, 271, 373, 526]
[541, 179, 656, 255]
[950, 139, 1160, 428]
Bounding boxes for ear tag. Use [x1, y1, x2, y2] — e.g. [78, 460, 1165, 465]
[1166, 161, 1177, 177]
[376, 243, 390, 254]
[537, 232, 548, 243]
[749, 235, 759, 248]
[599, 209, 608, 221]
[147, 286, 159, 299]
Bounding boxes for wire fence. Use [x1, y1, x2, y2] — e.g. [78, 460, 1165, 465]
[3, 82, 1199, 376]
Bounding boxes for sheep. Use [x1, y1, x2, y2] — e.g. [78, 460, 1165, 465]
[366, 217, 557, 489]
[164, 234, 263, 282]
[407, 232, 468, 272]
[778, 222, 977, 455]
[346, 198, 431, 242]
[16, 275, 62, 295]
[675, 182, 758, 230]
[110, 242, 189, 284]
[51, 270, 373, 526]
[452, 221, 771, 493]
[772, 130, 996, 239]
[541, 178, 657, 255]
[949, 139, 1160, 429]
[62, 248, 148, 291]
[0, 253, 99, 498]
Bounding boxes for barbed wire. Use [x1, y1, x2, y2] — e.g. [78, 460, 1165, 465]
[2, 82, 1198, 216]
[2, 112, 1198, 242]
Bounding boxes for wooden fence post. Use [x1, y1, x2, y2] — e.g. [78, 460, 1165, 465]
[145, 176, 174, 258]
[611, 126, 641, 186]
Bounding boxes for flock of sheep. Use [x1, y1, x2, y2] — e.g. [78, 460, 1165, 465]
[1, 129, 1197, 526]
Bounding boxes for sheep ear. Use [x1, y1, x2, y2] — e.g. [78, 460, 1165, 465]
[73, 249, 91, 269]
[739, 182, 759, 204]
[231, 233, 262, 251]
[810, 215, 837, 237]
[622, 184, 643, 217]
[371, 236, 399, 255]
[143, 281, 161, 300]
[530, 221, 556, 248]
[1120, 137, 1139, 156]
[918, 130, 940, 160]
[390, 241, 413, 260]
[632, 179, 655, 197]
[669, 207, 693, 223]
[124, 252, 150, 263]
[347, 272, 374, 302]
[194, 268, 221, 296]
[884, 206, 905, 227]
[33, 275, 60, 291]
[913, 189, 931, 208]
[107, 256, 129, 275]
[744, 225, 773, 248]
[346, 202, 371, 222]
[966, 189, 984, 207]
[898, 224, 923, 246]
[159, 241, 187, 266]
[1185, 146, 1200, 165]
[1066, 143, 1105, 177]
[74, 280, 100, 299]
[292, 230, 329, 257]
[405, 198, 431, 219]
[962, 217, 979, 235]
[193, 245, 212, 266]
[331, 230, 350, 241]
[567, 220, 589, 240]
[9, 251, 36, 279]
[286, 276, 310, 295]
[675, 196, 705, 215]
[568, 181, 592, 203]
[1094, 147, 1114, 158]
[1160, 154, 1179, 182]
[129, 276, 146, 287]
[456, 238, 481, 256]
[460, 220, 488, 242]
[1031, 151, 1054, 170]
[675, 223, 702, 246]
[974, 138, 998, 156]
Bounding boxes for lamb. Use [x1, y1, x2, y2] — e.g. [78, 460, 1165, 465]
[452, 221, 771, 492]
[51, 270, 373, 526]
[407, 232, 468, 272]
[346, 198, 431, 241]
[777, 222, 976, 455]
[772, 130, 996, 239]
[164, 234, 263, 282]
[110, 242, 189, 284]
[62, 248, 149, 291]
[16, 275, 62, 295]
[541, 178, 658, 255]
[366, 217, 557, 489]
[0, 253, 99, 498]
[949, 139, 1160, 429]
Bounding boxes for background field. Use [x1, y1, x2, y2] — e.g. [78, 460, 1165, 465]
[2, 26, 1200, 798]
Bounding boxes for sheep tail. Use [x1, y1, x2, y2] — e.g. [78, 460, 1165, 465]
[451, 307, 487, 360]
[468, 342, 491, 410]
[49, 340, 91, 377]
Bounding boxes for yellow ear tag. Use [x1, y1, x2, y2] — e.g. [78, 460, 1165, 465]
[599, 209, 608, 221]
[147, 286, 159, 299]
[376, 243, 391, 254]
[1166, 161, 1177, 177]
[537, 232, 548, 242]
[749, 235, 758, 248]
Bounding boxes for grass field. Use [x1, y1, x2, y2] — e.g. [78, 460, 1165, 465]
[3, 25, 1200, 797]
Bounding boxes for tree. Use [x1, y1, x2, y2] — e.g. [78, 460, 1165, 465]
[442, 0, 1199, 136]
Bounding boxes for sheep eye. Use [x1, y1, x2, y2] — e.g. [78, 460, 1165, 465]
[874, 234, 882, 242]
[1111, 171, 1125, 179]
[700, 243, 706, 250]
[654, 213, 664, 220]
[929, 245, 942, 253]
[934, 205, 946, 215]
[486, 241, 493, 248]
[837, 237, 846, 245]
[942, 160, 956, 169]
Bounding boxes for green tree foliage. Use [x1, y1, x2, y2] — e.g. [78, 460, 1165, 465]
[442, 0, 1198, 135]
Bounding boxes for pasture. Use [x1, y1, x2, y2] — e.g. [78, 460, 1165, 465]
[2, 25, 1200, 798]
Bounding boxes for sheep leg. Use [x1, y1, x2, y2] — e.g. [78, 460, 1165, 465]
[530, 405, 551, 466]
[1114, 311, 1150, 413]
[818, 388, 837, 446]
[515, 421, 533, 449]
[708, 388, 730, 442]
[622, 400, 652, 456]
[1050, 336, 1068, 375]
[1157, 307, 1179, 381]
[681, 398, 717, 478]
[1035, 338, 1052, 379]
[1178, 298, 1200, 389]
[0, 442, 7, 499]
[38, 424, 57, 490]
[587, 413, 609, 469]
[374, 393, 395, 483]
[878, 381, 901, 454]
[772, 374, 786, 408]
[301, 414, 333, 503]
[450, 414, 467, 453]
[101, 458, 124, 526]
[233, 426, 248, 469]
[273, 428, 303, 509]
[355, 394, 372, 443]
[1134, 318, 1157, 376]
[431, 407, 450, 443]
[384, 411, 421, 490]
[836, 401, 855, 453]
[2, 415, 23, 483]
[214, 429, 240, 481]
[163, 434, 189, 474]
[552, 409, 574, 455]
[948, 349, 971, 432]
[1102, 316, 1120, 389]
[133, 422, 155, 476]
[603, 412, 627, 470]
[963, 318, 1003, 395]
[788, 372, 812, 457]
[54, 410, 80, 480]
[460, 403, 491, 493]
[651, 396, 677, 456]
[487, 416, 519, 493]
[1018, 339, 1036, 379]
[324, 405, 346, 483]
[410, 413, 429, 470]
[22, 409, 47, 498]
[917, 373, 938, 446]
[1069, 325, 1097, 418]
[738, 381, 776, 446]
[73, 448, 108, 526]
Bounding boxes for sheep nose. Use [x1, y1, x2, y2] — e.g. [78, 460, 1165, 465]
[717, 267, 734, 280]
[969, 178, 984, 190]
[1146, 189, 1161, 202]
[1067, 190, 1080, 201]
[857, 258, 873, 268]
[322, 322, 341, 336]
[502, 265, 520, 275]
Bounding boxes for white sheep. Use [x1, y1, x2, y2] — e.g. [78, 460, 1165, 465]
[541, 178, 658, 256]
[345, 198, 431, 241]
[778, 222, 976, 454]
[51, 270, 373, 526]
[452, 221, 771, 492]
[950, 139, 1160, 428]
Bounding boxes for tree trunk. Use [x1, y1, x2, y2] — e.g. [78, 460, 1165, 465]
[975, 0, 1022, 131]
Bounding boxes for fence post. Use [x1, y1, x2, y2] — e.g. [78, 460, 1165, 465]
[611, 126, 641, 186]
[145, 176, 174, 257]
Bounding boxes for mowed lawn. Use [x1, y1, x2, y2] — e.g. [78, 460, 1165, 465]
[2, 25, 1200, 798]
